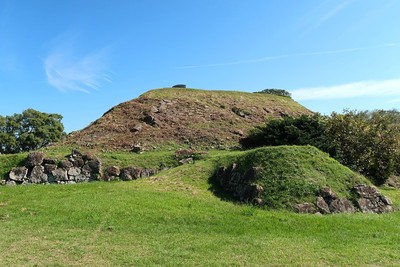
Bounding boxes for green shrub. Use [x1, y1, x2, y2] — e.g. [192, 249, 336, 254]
[254, 88, 292, 98]
[241, 110, 400, 185]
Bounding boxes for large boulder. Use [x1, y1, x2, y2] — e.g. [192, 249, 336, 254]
[316, 196, 330, 214]
[59, 160, 73, 169]
[87, 159, 101, 174]
[9, 167, 28, 182]
[103, 166, 120, 181]
[29, 166, 48, 184]
[51, 168, 68, 182]
[294, 203, 316, 214]
[25, 152, 44, 167]
[352, 184, 393, 213]
[329, 198, 356, 213]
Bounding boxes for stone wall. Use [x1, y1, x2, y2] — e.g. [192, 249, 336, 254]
[3, 150, 156, 185]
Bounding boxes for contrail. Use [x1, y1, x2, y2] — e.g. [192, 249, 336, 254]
[177, 42, 400, 69]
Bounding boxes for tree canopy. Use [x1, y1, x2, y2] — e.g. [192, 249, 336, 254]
[0, 109, 66, 154]
[241, 110, 400, 185]
[254, 89, 292, 98]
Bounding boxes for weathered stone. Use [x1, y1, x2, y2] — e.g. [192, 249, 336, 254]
[120, 167, 137, 181]
[68, 167, 81, 177]
[74, 174, 90, 183]
[352, 184, 393, 213]
[329, 198, 356, 213]
[51, 168, 68, 181]
[143, 114, 157, 126]
[44, 164, 57, 175]
[9, 167, 28, 182]
[5, 180, 17, 186]
[82, 153, 97, 162]
[294, 203, 316, 214]
[87, 159, 101, 174]
[104, 166, 120, 181]
[157, 102, 167, 113]
[29, 165, 48, 184]
[150, 106, 159, 113]
[132, 145, 143, 154]
[43, 158, 56, 165]
[71, 149, 83, 157]
[59, 160, 73, 169]
[82, 164, 93, 176]
[73, 158, 85, 168]
[320, 187, 338, 204]
[130, 124, 143, 133]
[138, 169, 156, 178]
[25, 152, 44, 167]
[179, 157, 193, 165]
[316, 196, 330, 214]
[233, 130, 244, 136]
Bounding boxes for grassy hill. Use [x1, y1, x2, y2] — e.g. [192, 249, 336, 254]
[1, 147, 400, 266]
[1, 88, 400, 265]
[212, 146, 371, 209]
[62, 88, 311, 152]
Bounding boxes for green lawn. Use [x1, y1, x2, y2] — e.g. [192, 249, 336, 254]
[1, 149, 400, 266]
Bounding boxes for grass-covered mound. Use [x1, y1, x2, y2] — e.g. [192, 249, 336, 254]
[62, 87, 311, 151]
[1, 147, 400, 265]
[214, 145, 371, 209]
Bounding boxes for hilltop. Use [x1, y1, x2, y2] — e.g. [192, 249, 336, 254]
[62, 88, 311, 151]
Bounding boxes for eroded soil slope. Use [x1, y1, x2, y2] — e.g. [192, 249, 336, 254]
[63, 88, 311, 151]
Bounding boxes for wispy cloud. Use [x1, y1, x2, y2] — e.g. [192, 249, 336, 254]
[178, 42, 400, 69]
[291, 79, 400, 101]
[317, 0, 354, 26]
[44, 38, 111, 93]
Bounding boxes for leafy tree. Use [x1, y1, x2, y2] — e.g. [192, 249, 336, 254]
[254, 89, 292, 98]
[0, 109, 66, 154]
[326, 110, 400, 185]
[241, 110, 400, 185]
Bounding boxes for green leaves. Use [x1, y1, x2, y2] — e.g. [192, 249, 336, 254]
[0, 109, 66, 154]
[254, 88, 292, 98]
[241, 110, 400, 185]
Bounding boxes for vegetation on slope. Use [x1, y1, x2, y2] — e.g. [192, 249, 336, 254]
[0, 149, 400, 266]
[62, 88, 311, 152]
[241, 110, 400, 185]
[212, 146, 370, 209]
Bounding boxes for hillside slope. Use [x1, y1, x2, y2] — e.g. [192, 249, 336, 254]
[213, 146, 371, 210]
[63, 88, 311, 151]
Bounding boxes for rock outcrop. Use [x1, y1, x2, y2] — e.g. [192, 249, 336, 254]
[297, 185, 393, 214]
[216, 164, 264, 203]
[4, 151, 157, 185]
[6, 151, 101, 185]
[216, 162, 393, 214]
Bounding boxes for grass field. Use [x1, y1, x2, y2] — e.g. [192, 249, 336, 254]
[1, 148, 400, 266]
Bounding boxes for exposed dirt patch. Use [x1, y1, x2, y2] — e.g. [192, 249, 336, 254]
[63, 88, 312, 151]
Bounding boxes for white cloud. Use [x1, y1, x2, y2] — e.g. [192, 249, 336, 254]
[291, 79, 400, 101]
[44, 41, 111, 93]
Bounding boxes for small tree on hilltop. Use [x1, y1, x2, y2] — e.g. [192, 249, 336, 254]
[255, 88, 292, 98]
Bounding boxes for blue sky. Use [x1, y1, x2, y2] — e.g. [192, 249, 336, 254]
[1, 0, 399, 133]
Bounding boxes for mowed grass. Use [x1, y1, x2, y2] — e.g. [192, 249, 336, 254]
[1, 149, 400, 266]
